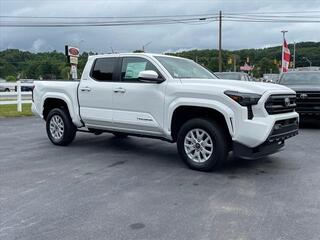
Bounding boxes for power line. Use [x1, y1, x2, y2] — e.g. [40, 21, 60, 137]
[2, 10, 320, 19]
[1, 11, 320, 28]
[226, 10, 320, 15]
[223, 18, 320, 23]
[0, 13, 218, 19]
[0, 16, 218, 27]
[225, 14, 320, 18]
[223, 15, 320, 22]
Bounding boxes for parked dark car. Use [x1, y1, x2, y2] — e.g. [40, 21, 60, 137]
[14, 80, 34, 92]
[215, 72, 250, 81]
[278, 71, 320, 118]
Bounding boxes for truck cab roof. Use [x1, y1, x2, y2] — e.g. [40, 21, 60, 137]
[88, 53, 186, 60]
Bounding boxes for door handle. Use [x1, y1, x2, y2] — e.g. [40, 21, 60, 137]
[114, 87, 126, 93]
[80, 87, 91, 92]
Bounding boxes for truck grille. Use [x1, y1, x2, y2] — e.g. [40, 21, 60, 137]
[265, 94, 296, 115]
[296, 91, 320, 115]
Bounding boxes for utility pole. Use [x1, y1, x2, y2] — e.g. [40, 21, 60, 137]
[218, 10, 222, 72]
[293, 42, 296, 69]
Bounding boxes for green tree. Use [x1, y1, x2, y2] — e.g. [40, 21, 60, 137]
[6, 75, 16, 82]
[60, 66, 70, 80]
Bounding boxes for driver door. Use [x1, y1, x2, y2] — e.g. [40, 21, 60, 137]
[112, 57, 166, 136]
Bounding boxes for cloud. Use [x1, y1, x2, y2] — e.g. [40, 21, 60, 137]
[31, 38, 53, 52]
[1, 0, 320, 53]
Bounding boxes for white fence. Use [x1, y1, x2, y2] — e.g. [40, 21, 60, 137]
[0, 81, 34, 112]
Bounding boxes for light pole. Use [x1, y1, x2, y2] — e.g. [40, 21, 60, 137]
[281, 30, 288, 39]
[218, 10, 222, 72]
[142, 41, 152, 52]
[302, 57, 312, 67]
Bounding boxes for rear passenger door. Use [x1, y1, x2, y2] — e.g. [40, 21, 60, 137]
[78, 57, 119, 127]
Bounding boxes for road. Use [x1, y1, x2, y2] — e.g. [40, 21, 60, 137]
[1, 117, 319, 240]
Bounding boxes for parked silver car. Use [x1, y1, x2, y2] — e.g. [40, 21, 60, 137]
[0, 81, 11, 92]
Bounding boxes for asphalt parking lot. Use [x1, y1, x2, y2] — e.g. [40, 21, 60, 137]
[1, 117, 320, 240]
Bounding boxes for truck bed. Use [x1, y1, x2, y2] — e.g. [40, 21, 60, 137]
[32, 80, 82, 127]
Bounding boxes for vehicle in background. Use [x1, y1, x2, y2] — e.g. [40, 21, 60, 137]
[0, 84, 11, 92]
[278, 71, 320, 118]
[14, 79, 34, 92]
[32, 53, 299, 172]
[249, 76, 257, 82]
[215, 72, 251, 81]
[294, 67, 320, 71]
[263, 74, 280, 83]
[0, 80, 13, 92]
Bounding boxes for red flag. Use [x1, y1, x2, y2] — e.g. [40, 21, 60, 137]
[281, 39, 291, 72]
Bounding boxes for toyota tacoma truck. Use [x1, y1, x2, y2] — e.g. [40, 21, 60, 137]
[32, 53, 299, 171]
[278, 71, 320, 119]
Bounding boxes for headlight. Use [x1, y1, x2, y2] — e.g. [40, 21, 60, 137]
[224, 91, 261, 106]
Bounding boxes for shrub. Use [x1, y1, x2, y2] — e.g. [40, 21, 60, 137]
[5, 75, 16, 82]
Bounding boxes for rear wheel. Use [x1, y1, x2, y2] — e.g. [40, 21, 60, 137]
[46, 108, 76, 146]
[177, 118, 228, 171]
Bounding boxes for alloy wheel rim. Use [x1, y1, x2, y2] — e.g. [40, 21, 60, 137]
[49, 115, 64, 140]
[184, 128, 213, 163]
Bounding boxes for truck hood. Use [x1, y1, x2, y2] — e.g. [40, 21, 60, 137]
[180, 78, 294, 95]
[281, 84, 320, 92]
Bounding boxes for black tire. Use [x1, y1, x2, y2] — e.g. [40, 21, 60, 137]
[177, 118, 228, 172]
[46, 108, 76, 146]
[112, 132, 129, 138]
[5, 88, 10, 92]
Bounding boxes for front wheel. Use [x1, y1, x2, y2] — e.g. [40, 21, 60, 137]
[46, 108, 76, 146]
[177, 118, 228, 171]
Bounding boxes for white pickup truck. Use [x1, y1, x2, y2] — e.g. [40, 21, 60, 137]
[32, 53, 299, 171]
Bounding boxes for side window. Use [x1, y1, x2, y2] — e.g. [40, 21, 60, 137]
[91, 58, 116, 81]
[121, 57, 161, 82]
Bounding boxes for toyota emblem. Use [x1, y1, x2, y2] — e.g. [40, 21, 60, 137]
[300, 93, 308, 99]
[284, 97, 291, 107]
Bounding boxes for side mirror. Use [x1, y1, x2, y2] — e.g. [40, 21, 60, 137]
[138, 70, 164, 83]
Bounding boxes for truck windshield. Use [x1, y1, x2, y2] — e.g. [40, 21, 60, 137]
[280, 72, 320, 85]
[155, 56, 217, 79]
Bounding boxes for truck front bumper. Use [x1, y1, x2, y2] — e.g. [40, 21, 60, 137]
[233, 117, 299, 159]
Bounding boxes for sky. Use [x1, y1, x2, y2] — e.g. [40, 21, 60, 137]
[0, 0, 320, 54]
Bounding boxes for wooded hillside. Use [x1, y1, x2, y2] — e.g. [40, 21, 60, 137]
[0, 42, 319, 80]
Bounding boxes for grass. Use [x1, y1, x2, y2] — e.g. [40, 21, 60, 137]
[0, 104, 34, 118]
[0, 98, 16, 101]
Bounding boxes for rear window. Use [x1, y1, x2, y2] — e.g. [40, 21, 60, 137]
[280, 72, 320, 85]
[91, 58, 116, 81]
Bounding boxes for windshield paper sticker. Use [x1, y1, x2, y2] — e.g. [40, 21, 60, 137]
[125, 62, 147, 79]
